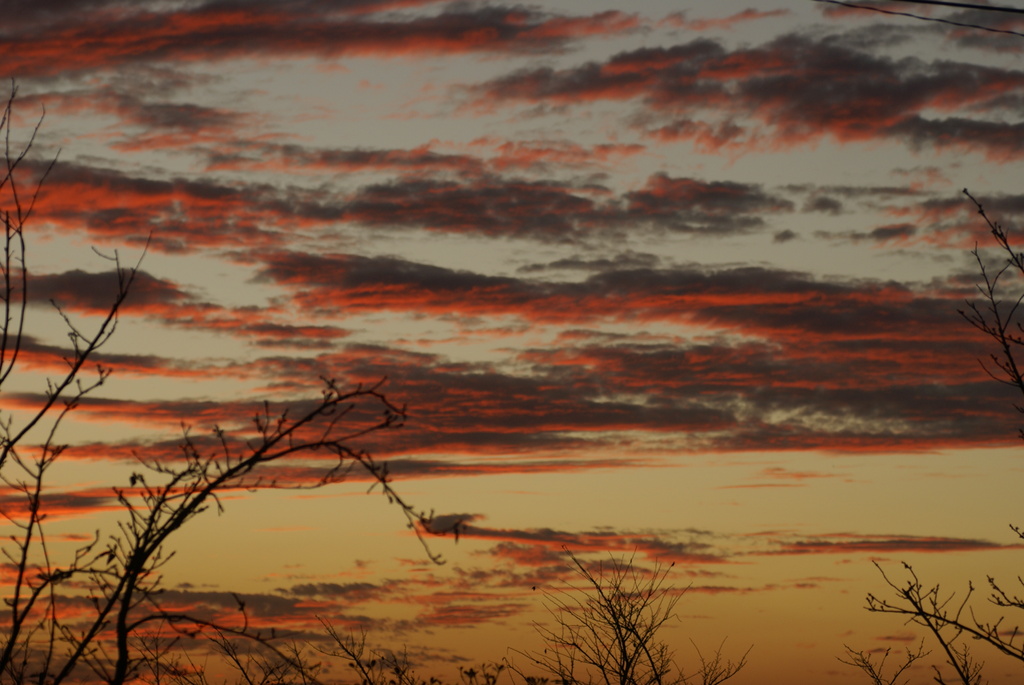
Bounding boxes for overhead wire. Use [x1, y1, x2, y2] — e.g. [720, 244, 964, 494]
[812, 0, 1024, 37]
[888, 0, 1024, 13]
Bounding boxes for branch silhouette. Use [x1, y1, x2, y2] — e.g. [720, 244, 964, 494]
[0, 82, 455, 685]
[846, 191, 1024, 684]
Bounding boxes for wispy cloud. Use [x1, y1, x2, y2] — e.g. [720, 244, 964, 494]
[2, 3, 639, 78]
[465, 33, 1024, 160]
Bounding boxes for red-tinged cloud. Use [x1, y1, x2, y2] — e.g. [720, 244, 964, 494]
[19, 80, 255, 155]
[803, 195, 844, 215]
[28, 269, 193, 314]
[4, 392, 271, 432]
[11, 365, 653, 467]
[949, 10, 1024, 53]
[623, 173, 794, 232]
[35, 162, 286, 252]
[416, 602, 527, 626]
[209, 138, 645, 177]
[10, 335, 220, 379]
[517, 250, 661, 274]
[487, 542, 569, 569]
[472, 528, 1022, 570]
[123, 454, 650, 491]
[0, 486, 120, 520]
[57, 434, 650, 486]
[891, 116, 1024, 163]
[387, 457, 648, 479]
[337, 177, 606, 241]
[150, 579, 549, 646]
[721, 466, 843, 489]
[206, 141, 486, 176]
[482, 139, 646, 173]
[661, 8, 790, 32]
[35, 156, 789, 252]
[14, 257, 1019, 457]
[254, 252, 541, 318]
[336, 172, 789, 240]
[237, 254, 1024, 453]
[884, 191, 1024, 247]
[254, 251, 964, 344]
[342, 175, 606, 239]
[109, 101, 249, 153]
[763, 532, 1020, 556]
[146, 588, 345, 631]
[815, 0, 923, 19]
[835, 223, 918, 246]
[5, 0, 451, 28]
[2, 3, 639, 78]
[25, 268, 350, 350]
[281, 581, 382, 601]
[16, 246, 997, 458]
[463, 40, 726, 110]
[243, 345, 739, 455]
[461, 525, 729, 566]
[465, 33, 1024, 160]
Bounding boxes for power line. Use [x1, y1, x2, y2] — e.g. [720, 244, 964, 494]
[889, 0, 1024, 14]
[812, 0, 1024, 37]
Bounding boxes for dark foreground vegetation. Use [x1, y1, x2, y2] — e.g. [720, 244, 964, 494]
[840, 191, 1024, 685]
[0, 85, 445, 684]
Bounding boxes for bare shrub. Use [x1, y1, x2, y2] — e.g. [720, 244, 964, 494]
[510, 549, 748, 685]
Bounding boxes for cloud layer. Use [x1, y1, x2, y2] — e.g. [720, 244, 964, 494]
[4, 1, 1024, 682]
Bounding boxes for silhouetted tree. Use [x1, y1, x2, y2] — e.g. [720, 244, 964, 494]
[0, 82, 449, 684]
[315, 621, 506, 685]
[839, 641, 929, 685]
[847, 190, 1024, 685]
[510, 548, 748, 685]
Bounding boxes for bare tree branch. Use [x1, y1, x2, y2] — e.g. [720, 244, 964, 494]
[509, 548, 747, 685]
[0, 80, 455, 685]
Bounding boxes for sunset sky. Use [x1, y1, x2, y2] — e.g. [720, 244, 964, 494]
[5, 0, 1024, 682]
